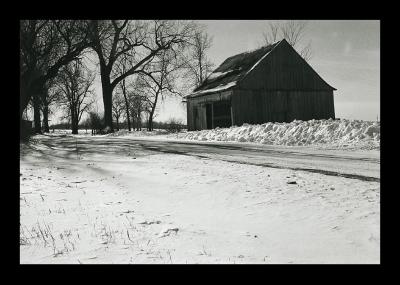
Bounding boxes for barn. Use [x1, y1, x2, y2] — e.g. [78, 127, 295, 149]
[184, 39, 336, 131]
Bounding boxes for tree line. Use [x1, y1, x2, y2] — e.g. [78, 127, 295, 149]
[20, 20, 312, 138]
[20, 20, 214, 135]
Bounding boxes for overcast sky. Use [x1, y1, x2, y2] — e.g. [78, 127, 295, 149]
[54, 20, 379, 124]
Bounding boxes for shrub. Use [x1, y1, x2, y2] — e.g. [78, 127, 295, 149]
[166, 118, 184, 133]
[88, 111, 104, 135]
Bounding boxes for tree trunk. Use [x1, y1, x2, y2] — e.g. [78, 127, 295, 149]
[20, 71, 37, 122]
[125, 107, 131, 131]
[42, 104, 49, 133]
[20, 88, 30, 122]
[148, 92, 159, 132]
[20, 88, 30, 136]
[71, 106, 78, 135]
[33, 94, 42, 134]
[121, 83, 131, 131]
[148, 112, 154, 131]
[71, 121, 78, 134]
[131, 113, 135, 131]
[137, 106, 142, 131]
[116, 117, 119, 131]
[71, 115, 78, 135]
[100, 72, 114, 133]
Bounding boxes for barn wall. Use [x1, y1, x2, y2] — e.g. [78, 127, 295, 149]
[240, 40, 335, 91]
[232, 89, 335, 126]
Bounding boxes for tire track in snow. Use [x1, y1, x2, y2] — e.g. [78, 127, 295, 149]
[138, 144, 380, 183]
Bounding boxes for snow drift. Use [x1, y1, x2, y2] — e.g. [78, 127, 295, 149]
[176, 119, 380, 149]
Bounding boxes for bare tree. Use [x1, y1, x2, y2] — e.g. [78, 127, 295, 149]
[263, 22, 280, 46]
[183, 27, 214, 89]
[39, 80, 62, 133]
[138, 49, 184, 131]
[132, 95, 144, 131]
[128, 81, 147, 131]
[87, 20, 196, 133]
[56, 60, 95, 134]
[112, 91, 125, 131]
[129, 87, 146, 131]
[114, 55, 134, 131]
[299, 40, 313, 62]
[113, 72, 147, 132]
[263, 20, 313, 62]
[20, 20, 91, 133]
[280, 21, 307, 48]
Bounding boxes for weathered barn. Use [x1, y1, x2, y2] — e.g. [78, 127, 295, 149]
[184, 39, 336, 131]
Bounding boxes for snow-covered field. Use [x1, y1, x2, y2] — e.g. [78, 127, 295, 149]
[20, 122, 380, 264]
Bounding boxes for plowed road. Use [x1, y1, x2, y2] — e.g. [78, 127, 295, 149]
[34, 135, 380, 182]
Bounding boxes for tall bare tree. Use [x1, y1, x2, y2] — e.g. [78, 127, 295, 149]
[263, 20, 313, 62]
[57, 60, 95, 134]
[117, 79, 132, 131]
[87, 20, 196, 133]
[129, 80, 147, 131]
[183, 27, 214, 89]
[40, 78, 62, 133]
[138, 49, 184, 131]
[112, 91, 125, 131]
[114, 55, 134, 131]
[130, 94, 144, 131]
[115, 75, 147, 131]
[20, 20, 91, 133]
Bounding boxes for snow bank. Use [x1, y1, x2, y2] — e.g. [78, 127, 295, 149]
[175, 119, 380, 149]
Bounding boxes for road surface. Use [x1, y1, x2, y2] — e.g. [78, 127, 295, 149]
[30, 134, 380, 182]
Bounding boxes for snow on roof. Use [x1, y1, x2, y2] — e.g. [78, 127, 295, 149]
[207, 69, 238, 80]
[189, 81, 237, 97]
[185, 40, 283, 99]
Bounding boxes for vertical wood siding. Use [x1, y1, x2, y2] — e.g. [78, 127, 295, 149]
[232, 90, 334, 126]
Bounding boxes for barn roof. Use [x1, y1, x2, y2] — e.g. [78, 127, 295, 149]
[185, 39, 336, 99]
[185, 40, 283, 98]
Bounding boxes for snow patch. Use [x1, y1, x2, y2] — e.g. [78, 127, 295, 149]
[189, 81, 237, 97]
[207, 69, 238, 80]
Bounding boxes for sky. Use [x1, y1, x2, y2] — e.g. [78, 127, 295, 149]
[49, 20, 380, 124]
